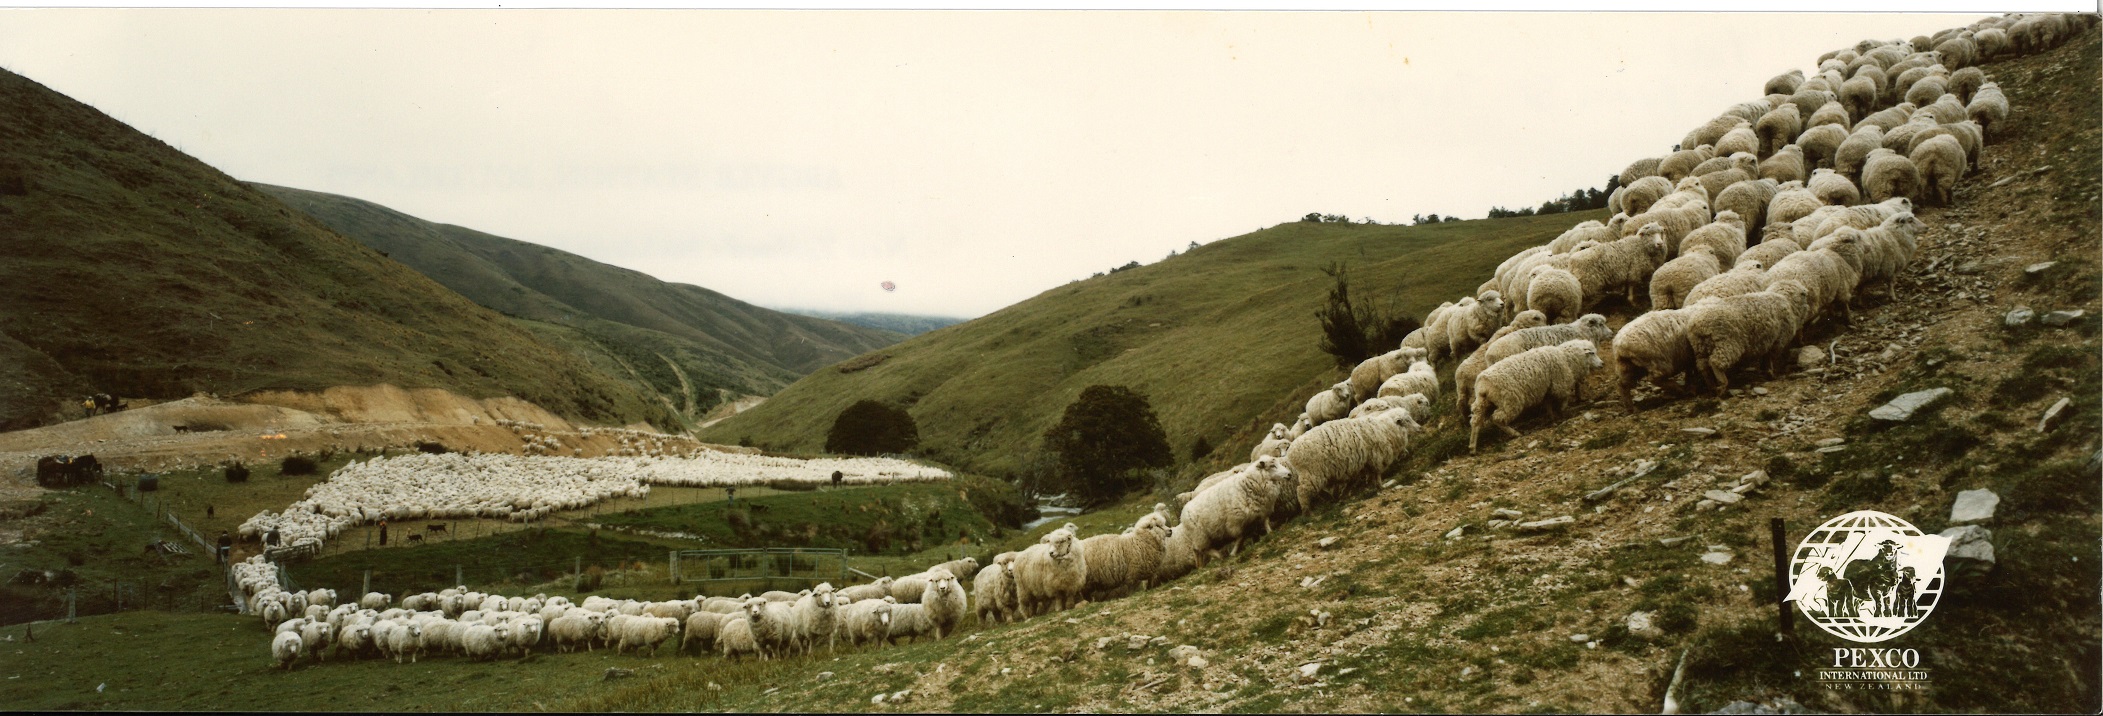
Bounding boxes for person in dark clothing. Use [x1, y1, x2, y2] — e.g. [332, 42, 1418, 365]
[206, 504, 215, 518]
[832, 470, 843, 489]
[216, 531, 233, 564]
[378, 520, 388, 546]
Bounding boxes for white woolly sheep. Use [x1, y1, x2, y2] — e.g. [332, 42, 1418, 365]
[1303, 381, 1355, 429]
[839, 577, 891, 604]
[1861, 148, 1922, 204]
[1713, 123, 1759, 158]
[1840, 74, 1880, 120]
[1807, 100, 1853, 130]
[1835, 126, 1885, 181]
[973, 555, 1019, 625]
[1650, 246, 1726, 311]
[1808, 168, 1861, 205]
[1013, 525, 1088, 617]
[1617, 176, 1675, 217]
[1686, 280, 1815, 394]
[1350, 393, 1433, 424]
[1520, 264, 1583, 326]
[840, 597, 894, 646]
[1176, 455, 1294, 565]
[1767, 181, 1822, 228]
[1375, 358, 1440, 405]
[1658, 145, 1715, 182]
[743, 598, 797, 658]
[1620, 156, 1663, 187]
[718, 614, 761, 659]
[1569, 224, 1669, 309]
[792, 584, 839, 654]
[886, 603, 936, 645]
[1469, 339, 1604, 452]
[1454, 314, 1614, 415]
[1679, 210, 1749, 266]
[1611, 308, 1700, 412]
[1764, 233, 1865, 327]
[272, 630, 303, 670]
[1442, 291, 1508, 362]
[1249, 424, 1292, 462]
[460, 623, 508, 661]
[1686, 259, 1771, 305]
[681, 611, 723, 655]
[1797, 123, 1851, 169]
[1947, 66, 1985, 103]
[1856, 102, 1915, 132]
[919, 568, 969, 639]
[1347, 346, 1428, 402]
[359, 592, 391, 610]
[1288, 408, 1419, 509]
[1756, 104, 1804, 158]
[1715, 178, 1780, 236]
[1966, 82, 2008, 137]
[385, 621, 422, 664]
[1758, 145, 1806, 184]
[1909, 134, 1966, 206]
[1765, 69, 1806, 96]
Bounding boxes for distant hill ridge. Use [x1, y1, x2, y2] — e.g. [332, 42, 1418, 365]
[775, 308, 967, 336]
[255, 184, 907, 423]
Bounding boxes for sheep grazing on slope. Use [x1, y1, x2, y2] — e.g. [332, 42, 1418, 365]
[271, 630, 303, 670]
[548, 612, 597, 653]
[886, 603, 936, 645]
[681, 611, 724, 655]
[1504, 252, 1571, 316]
[1176, 456, 1294, 566]
[460, 623, 508, 661]
[931, 558, 981, 583]
[1947, 66, 1986, 104]
[1840, 74, 1881, 120]
[359, 592, 391, 610]
[1766, 68, 1806, 96]
[1287, 408, 1419, 510]
[1861, 148, 1922, 204]
[1568, 224, 1670, 310]
[1758, 145, 1807, 184]
[919, 568, 969, 639]
[1686, 280, 1816, 394]
[1715, 178, 1780, 236]
[1013, 525, 1087, 617]
[1085, 511, 1171, 598]
[1469, 339, 1604, 452]
[1616, 176, 1675, 217]
[1713, 123, 1759, 158]
[1909, 134, 1967, 207]
[1756, 104, 1804, 158]
[839, 597, 894, 646]
[1351, 393, 1433, 424]
[1833, 213, 1926, 301]
[1835, 126, 1885, 182]
[1347, 346, 1428, 402]
[743, 598, 797, 659]
[1808, 168, 1861, 206]
[1620, 156, 1663, 187]
[1526, 265, 1584, 325]
[1966, 82, 2008, 137]
[1658, 145, 1715, 183]
[1375, 359, 1440, 404]
[1399, 302, 1457, 355]
[1807, 100, 1853, 130]
[1454, 314, 1614, 415]
[1765, 233, 1864, 328]
[1797, 123, 1851, 169]
[1766, 181, 1822, 228]
[717, 614, 761, 659]
[972, 555, 1019, 625]
[1685, 259, 1770, 305]
[1650, 246, 1727, 311]
[838, 577, 891, 603]
[1683, 115, 1743, 152]
[792, 584, 839, 654]
[1442, 291, 1508, 363]
[1679, 210, 1749, 266]
[1302, 381, 1355, 430]
[1249, 423, 1293, 462]
[1612, 308, 1701, 412]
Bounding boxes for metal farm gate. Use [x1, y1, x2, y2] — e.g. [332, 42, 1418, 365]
[669, 548, 847, 588]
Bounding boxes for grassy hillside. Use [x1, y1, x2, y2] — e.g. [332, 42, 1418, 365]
[255, 184, 907, 421]
[701, 210, 1598, 475]
[0, 68, 677, 431]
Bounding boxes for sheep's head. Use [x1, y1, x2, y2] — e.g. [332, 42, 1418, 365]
[1734, 258, 1766, 272]
[1563, 339, 1605, 371]
[743, 598, 766, 619]
[1511, 310, 1548, 331]
[1046, 529, 1077, 560]
[1134, 512, 1171, 543]
[1768, 279, 1815, 318]
[1887, 211, 1924, 235]
[1329, 383, 1352, 399]
[1397, 346, 1428, 363]
[1391, 393, 1433, 422]
[1714, 210, 1745, 230]
[1477, 290, 1504, 316]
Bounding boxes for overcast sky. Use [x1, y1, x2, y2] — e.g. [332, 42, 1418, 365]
[0, 8, 2024, 317]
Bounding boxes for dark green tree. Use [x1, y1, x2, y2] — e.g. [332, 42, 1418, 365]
[825, 400, 919, 455]
[1314, 262, 1423, 368]
[1042, 385, 1173, 505]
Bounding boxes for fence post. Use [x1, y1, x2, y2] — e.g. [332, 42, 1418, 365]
[66, 588, 76, 623]
[574, 557, 581, 584]
[362, 569, 371, 598]
[456, 564, 463, 588]
[1770, 517, 1794, 638]
[669, 551, 679, 585]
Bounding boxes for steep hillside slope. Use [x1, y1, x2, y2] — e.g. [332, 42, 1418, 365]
[776, 308, 967, 336]
[0, 68, 675, 430]
[255, 184, 906, 420]
[702, 211, 1598, 474]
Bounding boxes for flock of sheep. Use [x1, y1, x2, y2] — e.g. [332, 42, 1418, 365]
[250, 10, 2093, 673]
[237, 451, 950, 551]
[257, 555, 986, 669]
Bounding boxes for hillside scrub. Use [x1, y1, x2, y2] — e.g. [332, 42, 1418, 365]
[824, 399, 919, 456]
[1042, 385, 1174, 506]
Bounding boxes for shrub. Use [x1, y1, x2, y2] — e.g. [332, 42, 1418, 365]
[414, 441, 451, 454]
[279, 455, 317, 476]
[577, 565, 604, 592]
[1042, 385, 1174, 505]
[1189, 436, 1214, 462]
[223, 462, 250, 484]
[1314, 262, 1422, 368]
[825, 400, 920, 456]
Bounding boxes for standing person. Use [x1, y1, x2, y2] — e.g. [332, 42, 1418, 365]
[378, 520, 388, 547]
[725, 487, 735, 505]
[216, 531, 233, 564]
[831, 471, 843, 489]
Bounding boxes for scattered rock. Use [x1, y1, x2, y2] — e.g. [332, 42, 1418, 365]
[1188, 655, 1209, 669]
[1941, 525, 1996, 577]
[1815, 445, 1846, 454]
[1626, 610, 1662, 640]
[890, 689, 912, 704]
[1956, 260, 1982, 274]
[2040, 397, 2073, 433]
[603, 667, 635, 681]
[1568, 633, 1590, 643]
[872, 694, 887, 705]
[1695, 499, 1720, 511]
[816, 671, 835, 681]
[2006, 306, 2036, 326]
[1299, 575, 1326, 589]
[707, 682, 721, 692]
[1797, 345, 1827, 369]
[1297, 662, 1323, 682]
[1492, 508, 1524, 519]
[1659, 536, 1692, 547]
[1815, 438, 1846, 447]
[1149, 635, 1169, 648]
[1095, 637, 1115, 651]
[2025, 261, 2057, 275]
[2043, 309, 2086, 327]
[1989, 176, 2017, 188]
[1517, 515, 1574, 532]
[1701, 550, 1735, 565]
[1869, 388, 1952, 422]
[1682, 427, 1717, 438]
[1951, 489, 2001, 525]
[1316, 536, 1339, 550]
[1752, 387, 1768, 396]
[1126, 634, 1151, 651]
[1168, 645, 1200, 662]
[1703, 490, 1745, 505]
[1315, 610, 1333, 628]
[1443, 525, 1467, 540]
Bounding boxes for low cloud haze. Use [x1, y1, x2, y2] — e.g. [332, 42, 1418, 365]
[0, 9, 1995, 317]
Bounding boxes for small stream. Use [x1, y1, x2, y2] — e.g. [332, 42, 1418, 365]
[1021, 493, 1086, 531]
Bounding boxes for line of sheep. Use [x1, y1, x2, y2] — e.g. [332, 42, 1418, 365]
[237, 450, 952, 552]
[263, 557, 986, 670]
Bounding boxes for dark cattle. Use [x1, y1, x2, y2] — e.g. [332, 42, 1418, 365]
[35, 455, 102, 488]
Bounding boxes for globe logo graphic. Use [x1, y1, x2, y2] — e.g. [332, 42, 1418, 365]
[1785, 510, 1950, 643]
